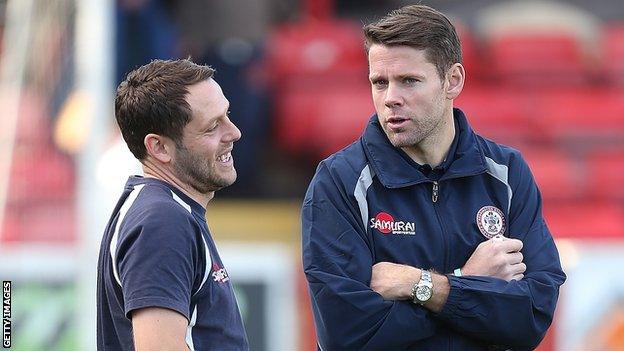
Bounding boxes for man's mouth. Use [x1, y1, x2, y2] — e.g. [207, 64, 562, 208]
[386, 116, 409, 130]
[217, 152, 232, 163]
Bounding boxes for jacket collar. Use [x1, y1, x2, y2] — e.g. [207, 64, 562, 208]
[361, 108, 487, 188]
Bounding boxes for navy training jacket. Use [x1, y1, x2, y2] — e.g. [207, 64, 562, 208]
[302, 109, 566, 351]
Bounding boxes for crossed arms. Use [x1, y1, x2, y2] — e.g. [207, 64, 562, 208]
[370, 236, 526, 313]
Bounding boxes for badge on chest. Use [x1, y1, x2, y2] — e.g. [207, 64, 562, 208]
[476, 206, 506, 239]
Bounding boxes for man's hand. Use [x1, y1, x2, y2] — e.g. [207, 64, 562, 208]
[370, 262, 420, 300]
[462, 235, 526, 281]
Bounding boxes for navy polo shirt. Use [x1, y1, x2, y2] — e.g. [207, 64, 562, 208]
[97, 176, 249, 350]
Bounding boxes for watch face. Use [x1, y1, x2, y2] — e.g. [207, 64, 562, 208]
[416, 286, 432, 302]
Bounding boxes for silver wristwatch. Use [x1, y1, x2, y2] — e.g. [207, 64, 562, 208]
[411, 270, 433, 305]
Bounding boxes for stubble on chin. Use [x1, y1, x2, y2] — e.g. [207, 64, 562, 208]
[174, 153, 236, 194]
[384, 127, 423, 149]
[386, 115, 447, 150]
[189, 165, 236, 194]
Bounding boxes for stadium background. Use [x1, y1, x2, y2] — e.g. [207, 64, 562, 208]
[0, 0, 623, 350]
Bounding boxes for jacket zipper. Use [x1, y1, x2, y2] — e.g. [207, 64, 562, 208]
[431, 180, 451, 351]
[432, 181, 439, 203]
[430, 181, 448, 271]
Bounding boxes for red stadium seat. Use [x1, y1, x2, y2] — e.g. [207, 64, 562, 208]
[603, 24, 624, 86]
[274, 82, 373, 157]
[489, 33, 590, 86]
[586, 150, 624, 201]
[544, 201, 624, 239]
[533, 88, 624, 141]
[456, 86, 540, 143]
[267, 17, 372, 158]
[522, 149, 583, 201]
[311, 88, 374, 156]
[265, 19, 367, 83]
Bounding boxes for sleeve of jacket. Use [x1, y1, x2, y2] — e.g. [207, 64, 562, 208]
[435, 153, 566, 350]
[302, 161, 437, 351]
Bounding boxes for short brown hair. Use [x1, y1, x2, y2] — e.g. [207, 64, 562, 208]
[363, 5, 462, 79]
[115, 59, 215, 160]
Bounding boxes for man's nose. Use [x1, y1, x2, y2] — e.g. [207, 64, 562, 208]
[384, 84, 403, 108]
[225, 119, 242, 143]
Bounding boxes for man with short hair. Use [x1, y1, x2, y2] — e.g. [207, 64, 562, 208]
[302, 5, 565, 350]
[97, 59, 249, 350]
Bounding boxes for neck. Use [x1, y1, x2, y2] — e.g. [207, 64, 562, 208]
[141, 159, 214, 208]
[402, 113, 455, 167]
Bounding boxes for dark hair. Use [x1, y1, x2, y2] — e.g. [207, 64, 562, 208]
[115, 59, 215, 160]
[363, 4, 462, 79]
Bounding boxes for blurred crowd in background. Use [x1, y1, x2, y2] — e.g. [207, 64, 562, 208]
[116, 0, 624, 200]
[0, 0, 623, 350]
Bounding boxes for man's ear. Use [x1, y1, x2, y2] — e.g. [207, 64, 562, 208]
[445, 63, 465, 100]
[144, 134, 173, 163]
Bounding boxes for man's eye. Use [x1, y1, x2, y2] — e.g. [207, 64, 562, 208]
[207, 123, 219, 132]
[404, 77, 419, 85]
[372, 80, 388, 87]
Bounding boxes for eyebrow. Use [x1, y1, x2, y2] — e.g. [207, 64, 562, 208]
[369, 73, 425, 81]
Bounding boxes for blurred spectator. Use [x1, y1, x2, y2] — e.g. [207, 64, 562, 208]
[116, 0, 178, 84]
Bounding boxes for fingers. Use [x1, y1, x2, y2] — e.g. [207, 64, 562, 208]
[508, 262, 527, 279]
[498, 262, 526, 282]
[497, 237, 523, 253]
[507, 251, 523, 265]
[490, 235, 523, 251]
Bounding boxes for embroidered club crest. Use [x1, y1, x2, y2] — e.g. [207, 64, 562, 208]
[476, 206, 506, 239]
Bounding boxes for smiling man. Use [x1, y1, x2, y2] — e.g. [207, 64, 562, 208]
[97, 59, 249, 350]
[302, 5, 565, 351]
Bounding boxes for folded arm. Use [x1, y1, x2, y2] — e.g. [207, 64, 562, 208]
[303, 163, 437, 351]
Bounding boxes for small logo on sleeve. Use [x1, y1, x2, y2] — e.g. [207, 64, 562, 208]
[212, 264, 230, 283]
[370, 212, 416, 235]
[476, 206, 506, 239]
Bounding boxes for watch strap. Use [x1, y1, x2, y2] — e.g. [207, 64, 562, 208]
[411, 269, 433, 304]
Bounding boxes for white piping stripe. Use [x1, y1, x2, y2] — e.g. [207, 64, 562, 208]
[194, 234, 212, 297]
[185, 305, 198, 350]
[171, 191, 192, 213]
[110, 184, 146, 287]
[172, 188, 211, 294]
[484, 157, 513, 214]
[354, 165, 374, 228]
